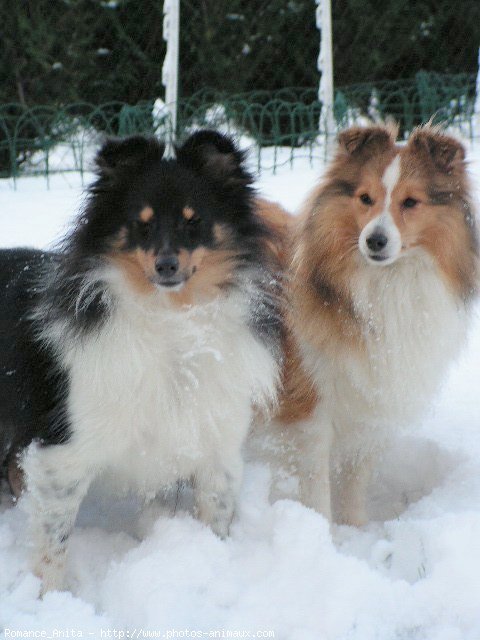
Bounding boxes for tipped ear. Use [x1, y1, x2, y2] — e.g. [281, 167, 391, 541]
[337, 126, 395, 157]
[410, 128, 465, 173]
[95, 136, 165, 175]
[176, 130, 253, 189]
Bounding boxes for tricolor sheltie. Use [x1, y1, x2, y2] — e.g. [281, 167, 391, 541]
[0, 131, 281, 592]
[254, 124, 478, 527]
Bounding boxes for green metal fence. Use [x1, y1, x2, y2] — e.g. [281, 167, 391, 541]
[0, 90, 324, 179]
[0, 72, 478, 180]
[335, 72, 477, 137]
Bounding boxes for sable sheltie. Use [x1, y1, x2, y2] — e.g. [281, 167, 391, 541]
[253, 124, 478, 527]
[0, 131, 281, 592]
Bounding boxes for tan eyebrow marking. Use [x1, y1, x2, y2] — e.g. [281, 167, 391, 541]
[139, 206, 154, 223]
[183, 206, 195, 221]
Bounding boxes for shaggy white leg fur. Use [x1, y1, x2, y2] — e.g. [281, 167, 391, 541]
[334, 453, 375, 527]
[194, 417, 248, 538]
[21, 442, 93, 593]
[251, 407, 334, 522]
[297, 409, 333, 521]
[194, 459, 242, 539]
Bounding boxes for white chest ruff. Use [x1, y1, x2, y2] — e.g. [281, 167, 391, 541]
[311, 252, 469, 449]
[61, 290, 277, 492]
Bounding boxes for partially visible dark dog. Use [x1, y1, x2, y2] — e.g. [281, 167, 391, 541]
[0, 131, 281, 592]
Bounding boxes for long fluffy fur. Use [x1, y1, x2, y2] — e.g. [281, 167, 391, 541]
[253, 124, 478, 526]
[0, 130, 282, 592]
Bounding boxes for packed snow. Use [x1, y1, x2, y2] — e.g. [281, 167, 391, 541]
[1, 142, 480, 639]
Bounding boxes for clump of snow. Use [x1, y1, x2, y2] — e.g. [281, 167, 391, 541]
[1, 148, 480, 638]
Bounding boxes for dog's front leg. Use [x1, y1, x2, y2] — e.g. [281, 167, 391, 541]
[296, 407, 334, 522]
[21, 442, 92, 594]
[193, 451, 243, 539]
[335, 452, 374, 527]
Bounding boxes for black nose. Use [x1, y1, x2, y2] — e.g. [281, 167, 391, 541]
[155, 254, 179, 276]
[366, 232, 388, 252]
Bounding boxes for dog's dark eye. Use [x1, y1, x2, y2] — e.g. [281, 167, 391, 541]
[135, 220, 152, 239]
[402, 197, 418, 209]
[360, 193, 373, 206]
[186, 215, 201, 227]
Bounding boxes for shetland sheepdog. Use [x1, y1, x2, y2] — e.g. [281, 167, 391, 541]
[253, 124, 478, 527]
[0, 130, 281, 592]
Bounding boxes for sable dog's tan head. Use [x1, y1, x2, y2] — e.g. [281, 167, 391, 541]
[302, 124, 478, 299]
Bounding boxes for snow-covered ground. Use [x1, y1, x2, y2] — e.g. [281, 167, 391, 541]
[2, 144, 480, 639]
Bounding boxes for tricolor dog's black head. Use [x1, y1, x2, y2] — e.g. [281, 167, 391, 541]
[70, 130, 264, 304]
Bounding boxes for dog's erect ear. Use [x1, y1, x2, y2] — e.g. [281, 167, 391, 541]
[337, 126, 395, 158]
[176, 130, 253, 190]
[409, 127, 465, 173]
[95, 136, 165, 175]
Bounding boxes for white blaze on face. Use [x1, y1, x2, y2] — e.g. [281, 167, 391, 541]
[359, 153, 403, 265]
[382, 154, 401, 208]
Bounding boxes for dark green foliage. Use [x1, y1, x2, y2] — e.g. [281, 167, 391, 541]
[178, 0, 319, 96]
[332, 0, 480, 85]
[2, 0, 477, 106]
[0, 0, 165, 106]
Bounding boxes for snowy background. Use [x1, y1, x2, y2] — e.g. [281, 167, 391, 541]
[1, 143, 480, 639]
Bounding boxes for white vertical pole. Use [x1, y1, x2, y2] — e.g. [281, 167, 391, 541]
[316, 0, 335, 155]
[162, 0, 180, 156]
[473, 47, 480, 144]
